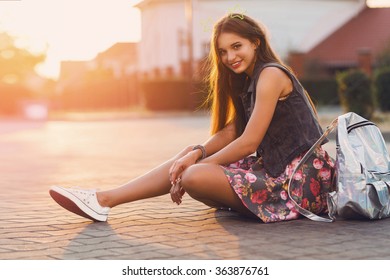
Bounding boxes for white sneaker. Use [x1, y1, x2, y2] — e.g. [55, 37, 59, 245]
[49, 186, 110, 222]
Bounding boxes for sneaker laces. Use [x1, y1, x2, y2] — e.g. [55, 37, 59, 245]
[71, 186, 97, 193]
[70, 187, 98, 200]
[67, 187, 106, 209]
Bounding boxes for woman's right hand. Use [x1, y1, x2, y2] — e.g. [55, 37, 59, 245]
[169, 150, 200, 204]
[169, 178, 186, 205]
[169, 150, 200, 184]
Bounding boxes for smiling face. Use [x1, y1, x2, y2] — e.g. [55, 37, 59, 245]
[217, 32, 259, 77]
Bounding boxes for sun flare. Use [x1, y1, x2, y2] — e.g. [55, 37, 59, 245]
[0, 0, 141, 79]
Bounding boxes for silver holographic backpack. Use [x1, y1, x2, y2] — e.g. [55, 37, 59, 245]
[288, 112, 390, 222]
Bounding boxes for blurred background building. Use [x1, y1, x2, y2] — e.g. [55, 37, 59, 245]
[1, 0, 390, 116]
[55, 42, 139, 111]
[136, 0, 372, 79]
[133, 0, 390, 110]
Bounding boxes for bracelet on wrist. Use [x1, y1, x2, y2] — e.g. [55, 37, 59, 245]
[192, 145, 206, 161]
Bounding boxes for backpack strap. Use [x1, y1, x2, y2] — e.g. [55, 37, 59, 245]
[287, 117, 338, 222]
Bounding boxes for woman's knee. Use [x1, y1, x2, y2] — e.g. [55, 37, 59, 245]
[181, 163, 227, 192]
[181, 164, 213, 199]
[180, 165, 206, 196]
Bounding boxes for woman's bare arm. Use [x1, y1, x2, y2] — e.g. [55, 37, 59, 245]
[201, 67, 292, 165]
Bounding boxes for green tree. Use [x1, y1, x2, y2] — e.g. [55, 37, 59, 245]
[337, 69, 375, 120]
[374, 67, 390, 112]
[0, 32, 46, 115]
[373, 37, 390, 112]
[0, 32, 45, 84]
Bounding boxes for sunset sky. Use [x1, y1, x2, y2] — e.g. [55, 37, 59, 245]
[0, 0, 389, 80]
[0, 0, 141, 79]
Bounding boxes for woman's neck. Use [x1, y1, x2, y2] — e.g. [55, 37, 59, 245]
[245, 57, 259, 78]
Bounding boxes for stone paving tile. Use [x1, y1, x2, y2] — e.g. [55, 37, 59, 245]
[1, 116, 390, 260]
[1, 247, 67, 259]
[0, 238, 36, 246]
[109, 251, 172, 260]
[62, 249, 120, 260]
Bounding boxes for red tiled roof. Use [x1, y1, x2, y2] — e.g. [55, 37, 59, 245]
[306, 7, 390, 66]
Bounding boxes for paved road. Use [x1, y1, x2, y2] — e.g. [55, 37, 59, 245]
[1, 115, 390, 260]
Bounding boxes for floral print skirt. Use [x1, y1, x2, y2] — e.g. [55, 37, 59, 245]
[221, 147, 336, 223]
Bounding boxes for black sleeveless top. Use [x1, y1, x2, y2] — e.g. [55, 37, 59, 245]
[239, 61, 327, 177]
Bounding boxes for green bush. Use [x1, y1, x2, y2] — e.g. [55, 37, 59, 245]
[300, 78, 339, 106]
[375, 39, 390, 68]
[336, 69, 375, 119]
[374, 67, 390, 112]
[140, 78, 208, 111]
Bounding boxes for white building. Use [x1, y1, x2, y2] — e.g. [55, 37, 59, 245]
[135, 0, 366, 78]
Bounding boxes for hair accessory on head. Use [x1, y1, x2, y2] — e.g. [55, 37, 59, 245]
[200, 4, 247, 33]
[228, 4, 246, 20]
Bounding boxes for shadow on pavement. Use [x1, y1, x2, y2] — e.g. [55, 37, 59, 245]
[213, 210, 390, 259]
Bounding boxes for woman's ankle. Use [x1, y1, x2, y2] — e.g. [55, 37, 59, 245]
[96, 191, 111, 208]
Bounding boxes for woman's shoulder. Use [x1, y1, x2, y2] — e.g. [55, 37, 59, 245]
[257, 64, 294, 97]
[258, 65, 292, 85]
[259, 63, 293, 78]
[259, 65, 288, 77]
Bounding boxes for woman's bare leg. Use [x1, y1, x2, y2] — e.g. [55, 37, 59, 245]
[180, 163, 257, 218]
[97, 146, 193, 208]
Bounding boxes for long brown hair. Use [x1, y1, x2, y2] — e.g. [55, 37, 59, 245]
[204, 14, 316, 136]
